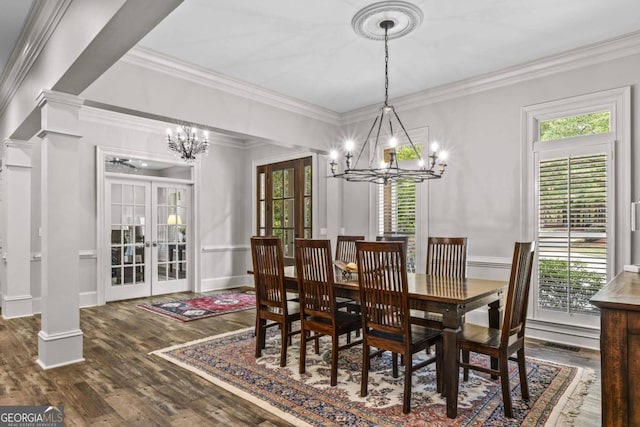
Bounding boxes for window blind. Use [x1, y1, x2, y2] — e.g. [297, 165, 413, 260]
[537, 153, 607, 315]
[379, 180, 417, 272]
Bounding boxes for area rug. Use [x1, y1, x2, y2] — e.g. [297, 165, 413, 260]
[151, 326, 594, 426]
[138, 291, 255, 321]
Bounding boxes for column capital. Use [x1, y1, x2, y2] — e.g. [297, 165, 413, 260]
[36, 90, 84, 109]
[37, 90, 84, 139]
[2, 139, 34, 168]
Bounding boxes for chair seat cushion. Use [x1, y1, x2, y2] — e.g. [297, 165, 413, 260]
[307, 311, 361, 331]
[261, 300, 301, 317]
[369, 324, 440, 347]
[460, 322, 500, 348]
[335, 296, 354, 308]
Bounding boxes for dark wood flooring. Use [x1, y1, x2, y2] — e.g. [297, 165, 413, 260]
[0, 290, 601, 426]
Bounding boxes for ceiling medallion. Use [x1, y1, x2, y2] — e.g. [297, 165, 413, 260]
[351, 1, 423, 41]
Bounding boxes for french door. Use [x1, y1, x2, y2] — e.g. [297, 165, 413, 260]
[256, 157, 312, 266]
[106, 178, 191, 301]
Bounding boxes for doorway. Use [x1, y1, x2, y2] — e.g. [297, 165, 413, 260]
[256, 156, 312, 266]
[106, 178, 192, 301]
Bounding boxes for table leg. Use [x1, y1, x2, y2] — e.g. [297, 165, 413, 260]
[442, 307, 463, 419]
[488, 295, 503, 379]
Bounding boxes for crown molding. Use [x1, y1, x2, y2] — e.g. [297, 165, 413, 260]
[80, 105, 249, 150]
[342, 30, 640, 124]
[0, 0, 72, 117]
[122, 47, 342, 126]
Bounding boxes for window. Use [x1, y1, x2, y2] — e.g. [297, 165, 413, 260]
[538, 153, 607, 315]
[524, 87, 630, 334]
[378, 144, 420, 272]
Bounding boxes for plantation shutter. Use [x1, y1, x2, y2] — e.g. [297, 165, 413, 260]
[379, 181, 416, 272]
[537, 153, 607, 315]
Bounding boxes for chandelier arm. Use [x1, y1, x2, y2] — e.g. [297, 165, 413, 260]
[390, 107, 423, 161]
[354, 114, 380, 168]
[370, 108, 386, 168]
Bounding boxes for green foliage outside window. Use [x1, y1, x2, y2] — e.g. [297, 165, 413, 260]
[538, 258, 603, 314]
[395, 143, 422, 161]
[539, 111, 610, 141]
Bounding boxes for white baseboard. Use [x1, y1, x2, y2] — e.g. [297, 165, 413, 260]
[32, 291, 98, 314]
[200, 275, 253, 292]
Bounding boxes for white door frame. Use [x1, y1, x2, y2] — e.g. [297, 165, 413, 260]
[96, 147, 198, 305]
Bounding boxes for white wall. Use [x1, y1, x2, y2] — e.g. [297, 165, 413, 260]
[343, 52, 640, 263]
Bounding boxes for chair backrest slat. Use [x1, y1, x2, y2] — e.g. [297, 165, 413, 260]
[296, 239, 336, 321]
[335, 235, 364, 264]
[501, 242, 535, 345]
[426, 237, 468, 277]
[356, 241, 410, 337]
[251, 237, 287, 312]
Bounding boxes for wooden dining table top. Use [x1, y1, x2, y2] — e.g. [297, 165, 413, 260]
[281, 266, 508, 305]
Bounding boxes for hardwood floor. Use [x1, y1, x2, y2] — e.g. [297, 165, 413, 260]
[0, 291, 601, 426]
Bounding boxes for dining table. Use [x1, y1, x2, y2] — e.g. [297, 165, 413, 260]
[252, 265, 508, 419]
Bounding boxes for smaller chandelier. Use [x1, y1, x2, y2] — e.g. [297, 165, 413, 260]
[167, 125, 209, 161]
[330, 19, 448, 185]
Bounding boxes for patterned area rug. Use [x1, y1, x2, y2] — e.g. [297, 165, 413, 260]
[138, 291, 255, 321]
[151, 327, 594, 426]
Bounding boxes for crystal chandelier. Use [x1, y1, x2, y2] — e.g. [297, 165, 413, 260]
[330, 19, 448, 185]
[167, 125, 209, 161]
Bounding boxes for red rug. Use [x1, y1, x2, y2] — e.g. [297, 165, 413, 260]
[138, 291, 255, 321]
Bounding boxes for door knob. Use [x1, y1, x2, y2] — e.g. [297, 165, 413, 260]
[152, 241, 158, 247]
[145, 241, 150, 247]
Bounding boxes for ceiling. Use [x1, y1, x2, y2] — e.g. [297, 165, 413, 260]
[138, 0, 640, 113]
[0, 0, 34, 78]
[3, 1, 640, 115]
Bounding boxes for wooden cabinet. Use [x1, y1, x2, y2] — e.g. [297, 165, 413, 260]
[591, 272, 640, 427]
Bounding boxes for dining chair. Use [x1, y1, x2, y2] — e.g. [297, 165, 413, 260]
[334, 235, 364, 276]
[295, 238, 362, 386]
[356, 240, 442, 414]
[426, 237, 468, 277]
[251, 236, 301, 367]
[333, 235, 364, 334]
[457, 241, 535, 418]
[421, 237, 469, 328]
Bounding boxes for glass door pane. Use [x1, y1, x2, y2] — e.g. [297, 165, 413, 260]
[153, 183, 189, 295]
[107, 180, 151, 301]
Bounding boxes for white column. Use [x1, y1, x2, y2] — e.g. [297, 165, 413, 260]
[1, 140, 34, 318]
[36, 90, 84, 369]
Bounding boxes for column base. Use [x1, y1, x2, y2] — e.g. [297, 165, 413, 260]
[2, 294, 34, 319]
[37, 329, 84, 369]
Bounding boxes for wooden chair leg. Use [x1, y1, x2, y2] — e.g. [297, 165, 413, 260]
[255, 318, 266, 358]
[462, 350, 470, 381]
[392, 352, 399, 378]
[435, 340, 443, 394]
[330, 335, 339, 386]
[287, 322, 293, 346]
[299, 329, 307, 374]
[314, 334, 320, 355]
[280, 322, 288, 367]
[403, 355, 412, 414]
[517, 348, 529, 400]
[361, 343, 370, 397]
[499, 357, 513, 418]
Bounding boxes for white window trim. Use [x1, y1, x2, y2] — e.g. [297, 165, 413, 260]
[521, 86, 631, 341]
